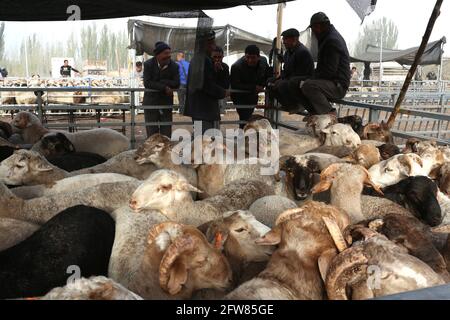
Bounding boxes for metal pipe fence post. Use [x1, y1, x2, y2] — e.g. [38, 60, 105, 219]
[437, 93, 444, 140]
[130, 89, 136, 149]
[36, 90, 44, 123]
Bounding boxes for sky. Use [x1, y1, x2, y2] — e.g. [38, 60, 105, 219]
[1, 0, 449, 58]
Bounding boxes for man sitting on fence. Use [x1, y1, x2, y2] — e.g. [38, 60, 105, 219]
[289, 12, 351, 117]
[231, 45, 272, 128]
[143, 41, 180, 138]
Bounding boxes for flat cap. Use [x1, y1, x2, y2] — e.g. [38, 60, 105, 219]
[309, 12, 330, 27]
[281, 28, 300, 38]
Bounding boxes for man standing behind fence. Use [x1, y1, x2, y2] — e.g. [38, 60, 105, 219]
[176, 52, 190, 114]
[184, 30, 229, 135]
[143, 41, 180, 138]
[211, 47, 230, 115]
[231, 45, 271, 128]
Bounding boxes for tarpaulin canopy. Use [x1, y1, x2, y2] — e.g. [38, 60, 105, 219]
[351, 37, 446, 66]
[128, 20, 273, 55]
[0, 0, 294, 21]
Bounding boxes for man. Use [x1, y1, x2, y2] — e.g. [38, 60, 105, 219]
[184, 30, 229, 135]
[231, 45, 271, 128]
[176, 52, 190, 114]
[60, 60, 80, 77]
[143, 41, 180, 138]
[270, 28, 314, 111]
[135, 61, 144, 79]
[211, 46, 230, 115]
[298, 12, 351, 115]
[350, 66, 360, 88]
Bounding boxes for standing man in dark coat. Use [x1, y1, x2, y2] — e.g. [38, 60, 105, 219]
[231, 45, 271, 128]
[298, 12, 351, 116]
[184, 31, 229, 134]
[143, 41, 180, 138]
[211, 46, 230, 115]
[270, 28, 314, 112]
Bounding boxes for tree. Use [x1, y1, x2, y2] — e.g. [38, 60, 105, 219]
[353, 17, 399, 57]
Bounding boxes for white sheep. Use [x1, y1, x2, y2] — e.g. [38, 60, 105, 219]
[0, 218, 39, 251]
[248, 195, 298, 227]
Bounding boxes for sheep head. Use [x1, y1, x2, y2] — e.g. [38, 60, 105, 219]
[347, 144, 381, 169]
[204, 211, 274, 265]
[368, 153, 425, 188]
[279, 156, 321, 200]
[304, 114, 337, 137]
[12, 111, 41, 130]
[147, 222, 232, 297]
[325, 226, 445, 300]
[321, 123, 361, 149]
[129, 169, 202, 214]
[134, 134, 173, 166]
[377, 143, 400, 160]
[337, 115, 363, 136]
[39, 132, 76, 157]
[0, 149, 55, 186]
[362, 121, 393, 143]
[312, 163, 383, 196]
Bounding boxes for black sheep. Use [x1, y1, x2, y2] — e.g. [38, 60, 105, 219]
[0, 205, 115, 299]
[0, 145, 15, 162]
[365, 176, 442, 227]
[47, 152, 107, 172]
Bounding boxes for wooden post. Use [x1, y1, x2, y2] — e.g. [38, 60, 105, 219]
[275, 3, 284, 77]
[386, 0, 443, 128]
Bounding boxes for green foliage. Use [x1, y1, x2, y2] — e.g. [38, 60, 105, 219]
[353, 17, 399, 57]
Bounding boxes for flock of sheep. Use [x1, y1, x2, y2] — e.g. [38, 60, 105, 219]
[0, 109, 449, 300]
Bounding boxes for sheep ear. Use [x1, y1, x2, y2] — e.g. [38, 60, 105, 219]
[318, 248, 337, 283]
[166, 261, 188, 295]
[255, 228, 281, 246]
[321, 127, 330, 134]
[176, 182, 203, 193]
[311, 179, 333, 194]
[35, 162, 53, 172]
[429, 166, 441, 180]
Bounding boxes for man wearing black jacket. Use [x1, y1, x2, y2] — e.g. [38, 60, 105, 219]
[299, 12, 351, 115]
[271, 28, 314, 111]
[143, 41, 180, 138]
[212, 47, 230, 115]
[231, 45, 271, 128]
[184, 31, 229, 134]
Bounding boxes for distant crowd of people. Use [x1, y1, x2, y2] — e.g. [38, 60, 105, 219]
[138, 11, 356, 138]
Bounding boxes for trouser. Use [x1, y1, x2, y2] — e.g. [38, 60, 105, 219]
[300, 79, 346, 115]
[192, 118, 220, 136]
[271, 78, 306, 112]
[178, 85, 187, 114]
[144, 108, 173, 138]
[236, 107, 255, 129]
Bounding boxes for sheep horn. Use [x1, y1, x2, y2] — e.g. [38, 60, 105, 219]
[431, 224, 450, 233]
[311, 163, 343, 194]
[159, 233, 195, 295]
[147, 222, 182, 246]
[325, 246, 369, 300]
[361, 166, 384, 195]
[322, 216, 348, 253]
[275, 207, 304, 226]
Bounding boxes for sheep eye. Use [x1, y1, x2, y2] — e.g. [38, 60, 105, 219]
[385, 167, 393, 172]
[332, 131, 337, 135]
[234, 228, 246, 233]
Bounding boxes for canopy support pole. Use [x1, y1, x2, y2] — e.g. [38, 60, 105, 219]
[226, 25, 231, 65]
[438, 41, 444, 92]
[386, 0, 443, 129]
[275, 3, 284, 77]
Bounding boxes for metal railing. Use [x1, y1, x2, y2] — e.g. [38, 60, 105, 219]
[0, 86, 449, 146]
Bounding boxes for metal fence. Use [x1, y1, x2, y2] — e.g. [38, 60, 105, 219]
[0, 86, 449, 146]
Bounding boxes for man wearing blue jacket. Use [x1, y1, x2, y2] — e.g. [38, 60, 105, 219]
[176, 52, 190, 114]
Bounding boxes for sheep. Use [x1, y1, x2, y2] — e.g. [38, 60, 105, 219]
[249, 195, 298, 227]
[0, 145, 16, 162]
[129, 169, 274, 227]
[303, 114, 338, 137]
[134, 133, 198, 190]
[355, 213, 450, 281]
[325, 225, 445, 300]
[361, 121, 393, 143]
[202, 211, 274, 287]
[368, 153, 426, 188]
[10, 173, 138, 200]
[71, 150, 157, 180]
[41, 276, 143, 300]
[438, 162, 450, 195]
[0, 180, 141, 225]
[110, 221, 232, 299]
[0, 121, 13, 140]
[0, 205, 115, 299]
[225, 201, 350, 300]
[0, 218, 39, 251]
[343, 144, 381, 169]
[377, 143, 401, 160]
[337, 115, 363, 136]
[244, 118, 361, 156]
[306, 145, 353, 158]
[13, 112, 130, 158]
[312, 163, 413, 223]
[277, 153, 347, 201]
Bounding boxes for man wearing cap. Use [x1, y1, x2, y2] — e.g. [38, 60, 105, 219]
[184, 30, 229, 134]
[270, 28, 314, 112]
[298, 12, 351, 115]
[231, 45, 272, 128]
[143, 41, 180, 138]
